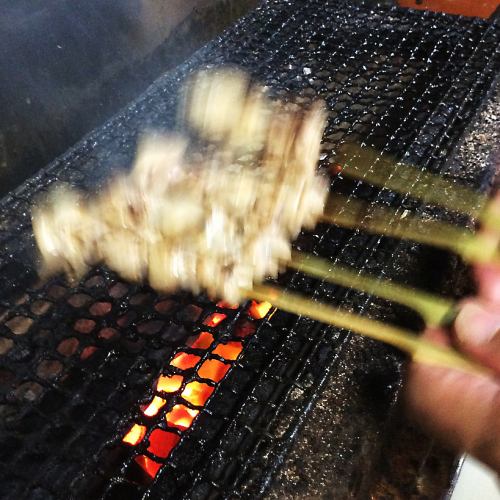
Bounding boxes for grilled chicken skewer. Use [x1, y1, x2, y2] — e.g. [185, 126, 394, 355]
[33, 68, 329, 304]
[246, 285, 490, 377]
[287, 251, 457, 327]
[336, 143, 500, 232]
[322, 194, 500, 265]
[32, 67, 497, 376]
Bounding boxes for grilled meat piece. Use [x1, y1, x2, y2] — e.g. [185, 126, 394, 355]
[32, 68, 328, 302]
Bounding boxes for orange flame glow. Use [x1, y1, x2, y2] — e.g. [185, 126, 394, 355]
[147, 429, 181, 458]
[212, 341, 243, 361]
[216, 301, 239, 309]
[80, 346, 98, 360]
[135, 455, 163, 478]
[203, 313, 227, 327]
[181, 381, 214, 406]
[142, 396, 167, 417]
[156, 374, 183, 393]
[170, 352, 201, 369]
[248, 301, 272, 320]
[187, 332, 214, 349]
[197, 358, 230, 382]
[135, 429, 180, 477]
[329, 163, 343, 175]
[123, 301, 263, 481]
[134, 429, 181, 476]
[166, 404, 199, 430]
[122, 424, 146, 446]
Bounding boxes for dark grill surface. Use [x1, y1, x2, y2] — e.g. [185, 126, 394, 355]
[0, 1, 499, 499]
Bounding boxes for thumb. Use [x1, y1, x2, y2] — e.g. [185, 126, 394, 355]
[454, 300, 500, 373]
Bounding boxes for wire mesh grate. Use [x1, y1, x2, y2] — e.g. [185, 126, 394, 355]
[0, 1, 498, 498]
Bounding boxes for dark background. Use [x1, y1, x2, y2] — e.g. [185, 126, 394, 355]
[0, 0, 259, 196]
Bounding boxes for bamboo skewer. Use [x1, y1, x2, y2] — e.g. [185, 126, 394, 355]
[288, 251, 457, 327]
[321, 194, 500, 265]
[244, 285, 490, 377]
[337, 144, 500, 231]
[337, 144, 483, 214]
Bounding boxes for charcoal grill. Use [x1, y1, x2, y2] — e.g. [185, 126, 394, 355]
[0, 1, 499, 498]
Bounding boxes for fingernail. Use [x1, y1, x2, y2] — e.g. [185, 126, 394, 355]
[455, 302, 500, 346]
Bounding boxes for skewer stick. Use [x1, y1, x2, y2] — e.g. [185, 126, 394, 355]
[288, 251, 457, 327]
[321, 194, 499, 265]
[244, 285, 490, 377]
[337, 144, 500, 230]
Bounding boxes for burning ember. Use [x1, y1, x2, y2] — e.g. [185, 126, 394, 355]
[203, 313, 227, 327]
[212, 341, 243, 360]
[198, 358, 230, 382]
[187, 332, 214, 349]
[146, 429, 181, 458]
[170, 352, 201, 369]
[135, 430, 181, 477]
[156, 374, 183, 393]
[135, 456, 163, 478]
[121, 301, 274, 480]
[166, 405, 199, 430]
[248, 300, 272, 319]
[122, 424, 146, 446]
[216, 301, 239, 309]
[142, 396, 167, 417]
[181, 381, 214, 406]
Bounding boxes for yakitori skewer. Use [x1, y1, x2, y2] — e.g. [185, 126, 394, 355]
[31, 67, 499, 377]
[245, 285, 490, 377]
[288, 251, 457, 327]
[337, 143, 500, 231]
[321, 193, 500, 265]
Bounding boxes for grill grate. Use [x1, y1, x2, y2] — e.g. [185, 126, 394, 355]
[0, 1, 499, 499]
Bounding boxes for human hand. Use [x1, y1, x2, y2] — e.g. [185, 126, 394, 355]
[405, 259, 500, 473]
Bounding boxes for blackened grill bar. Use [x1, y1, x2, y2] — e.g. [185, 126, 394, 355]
[0, 1, 498, 499]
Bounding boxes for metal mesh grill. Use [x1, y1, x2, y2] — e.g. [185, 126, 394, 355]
[0, 1, 498, 499]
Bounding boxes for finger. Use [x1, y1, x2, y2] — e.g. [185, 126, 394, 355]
[421, 326, 450, 345]
[406, 356, 500, 473]
[454, 300, 500, 373]
[474, 263, 500, 305]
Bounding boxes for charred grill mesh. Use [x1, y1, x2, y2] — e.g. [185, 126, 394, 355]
[0, 1, 499, 499]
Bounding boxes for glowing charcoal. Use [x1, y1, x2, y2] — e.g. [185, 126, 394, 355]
[216, 301, 239, 309]
[134, 455, 163, 478]
[142, 396, 166, 417]
[212, 341, 243, 361]
[98, 327, 118, 340]
[89, 301, 112, 316]
[122, 424, 146, 446]
[154, 299, 176, 314]
[181, 381, 214, 406]
[170, 352, 201, 369]
[248, 301, 272, 319]
[166, 404, 199, 430]
[197, 359, 230, 382]
[156, 374, 183, 393]
[147, 429, 181, 458]
[234, 319, 256, 338]
[74, 319, 96, 334]
[329, 163, 343, 175]
[187, 332, 214, 350]
[203, 313, 227, 327]
[80, 346, 98, 360]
